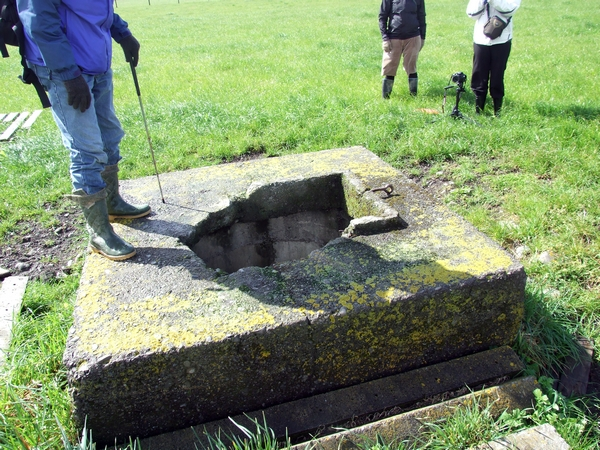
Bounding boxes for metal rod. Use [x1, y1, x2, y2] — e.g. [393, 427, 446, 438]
[129, 61, 165, 203]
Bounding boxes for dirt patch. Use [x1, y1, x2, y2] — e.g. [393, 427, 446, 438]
[0, 153, 269, 283]
[0, 203, 86, 282]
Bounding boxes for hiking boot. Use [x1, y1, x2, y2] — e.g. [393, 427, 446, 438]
[68, 189, 136, 261]
[101, 164, 151, 221]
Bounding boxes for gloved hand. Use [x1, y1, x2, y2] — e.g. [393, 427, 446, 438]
[120, 34, 140, 67]
[382, 39, 392, 53]
[420, 38, 425, 50]
[64, 75, 91, 112]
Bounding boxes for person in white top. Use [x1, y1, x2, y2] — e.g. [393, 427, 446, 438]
[466, 0, 520, 116]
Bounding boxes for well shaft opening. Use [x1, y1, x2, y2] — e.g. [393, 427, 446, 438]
[190, 173, 404, 273]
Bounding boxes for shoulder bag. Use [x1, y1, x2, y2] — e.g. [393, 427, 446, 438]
[483, 3, 512, 39]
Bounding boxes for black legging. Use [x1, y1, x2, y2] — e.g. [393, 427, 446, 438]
[471, 40, 512, 100]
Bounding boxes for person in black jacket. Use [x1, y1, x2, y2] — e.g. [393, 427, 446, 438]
[379, 0, 426, 98]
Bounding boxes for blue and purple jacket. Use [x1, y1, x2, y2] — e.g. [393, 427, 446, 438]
[17, 0, 132, 80]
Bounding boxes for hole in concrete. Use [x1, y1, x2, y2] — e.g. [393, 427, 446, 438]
[191, 173, 406, 273]
[193, 210, 351, 273]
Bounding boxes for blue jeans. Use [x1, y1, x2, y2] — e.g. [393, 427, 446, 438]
[31, 65, 124, 195]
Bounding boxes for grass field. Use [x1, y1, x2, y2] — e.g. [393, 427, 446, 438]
[1, 0, 599, 448]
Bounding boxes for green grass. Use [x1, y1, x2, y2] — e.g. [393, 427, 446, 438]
[410, 379, 598, 449]
[1, 0, 599, 448]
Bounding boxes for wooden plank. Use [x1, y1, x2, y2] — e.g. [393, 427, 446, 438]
[22, 109, 43, 129]
[0, 276, 28, 366]
[0, 112, 29, 141]
[2, 112, 18, 122]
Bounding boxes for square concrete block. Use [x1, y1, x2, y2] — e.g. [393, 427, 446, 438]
[63, 147, 525, 444]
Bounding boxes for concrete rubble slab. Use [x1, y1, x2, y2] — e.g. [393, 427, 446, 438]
[140, 346, 525, 449]
[558, 337, 594, 397]
[474, 423, 570, 449]
[63, 147, 526, 444]
[289, 376, 538, 450]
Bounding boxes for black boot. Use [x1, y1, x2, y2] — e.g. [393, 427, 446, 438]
[493, 97, 503, 117]
[408, 73, 418, 96]
[68, 189, 136, 261]
[102, 164, 151, 221]
[475, 96, 486, 115]
[382, 77, 394, 99]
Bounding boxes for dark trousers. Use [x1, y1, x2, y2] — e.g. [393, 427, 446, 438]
[471, 40, 512, 100]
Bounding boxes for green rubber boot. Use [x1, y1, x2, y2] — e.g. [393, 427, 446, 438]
[68, 189, 136, 261]
[102, 164, 151, 221]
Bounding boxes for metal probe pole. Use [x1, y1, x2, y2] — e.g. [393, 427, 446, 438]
[130, 61, 165, 203]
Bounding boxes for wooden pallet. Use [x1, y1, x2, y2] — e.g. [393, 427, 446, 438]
[0, 110, 43, 141]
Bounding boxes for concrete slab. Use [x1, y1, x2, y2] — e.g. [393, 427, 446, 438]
[290, 376, 538, 450]
[474, 423, 570, 449]
[558, 337, 594, 397]
[0, 276, 28, 366]
[140, 346, 524, 449]
[63, 147, 526, 444]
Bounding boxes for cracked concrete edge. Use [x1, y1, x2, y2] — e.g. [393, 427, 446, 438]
[291, 376, 538, 450]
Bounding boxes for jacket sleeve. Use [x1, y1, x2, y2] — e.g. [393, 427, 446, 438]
[466, 0, 486, 19]
[110, 13, 132, 43]
[489, 0, 520, 18]
[378, 0, 391, 40]
[418, 0, 426, 39]
[17, 0, 80, 80]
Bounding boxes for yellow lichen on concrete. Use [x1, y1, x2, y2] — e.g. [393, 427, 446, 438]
[73, 207, 515, 359]
[65, 147, 526, 442]
[73, 288, 281, 356]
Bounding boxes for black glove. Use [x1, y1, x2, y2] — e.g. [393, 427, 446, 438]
[64, 75, 91, 112]
[120, 34, 140, 67]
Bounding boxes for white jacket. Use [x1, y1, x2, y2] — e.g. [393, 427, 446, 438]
[467, 0, 521, 45]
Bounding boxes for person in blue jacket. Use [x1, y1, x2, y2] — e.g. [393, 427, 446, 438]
[17, 0, 150, 261]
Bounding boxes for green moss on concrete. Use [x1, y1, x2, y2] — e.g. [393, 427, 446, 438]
[64, 147, 526, 443]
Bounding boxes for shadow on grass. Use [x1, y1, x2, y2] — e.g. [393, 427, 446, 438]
[534, 103, 600, 120]
[513, 288, 586, 380]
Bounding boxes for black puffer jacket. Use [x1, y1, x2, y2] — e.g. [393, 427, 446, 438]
[379, 0, 426, 41]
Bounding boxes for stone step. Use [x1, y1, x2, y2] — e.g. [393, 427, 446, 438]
[141, 347, 527, 449]
[291, 376, 538, 450]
